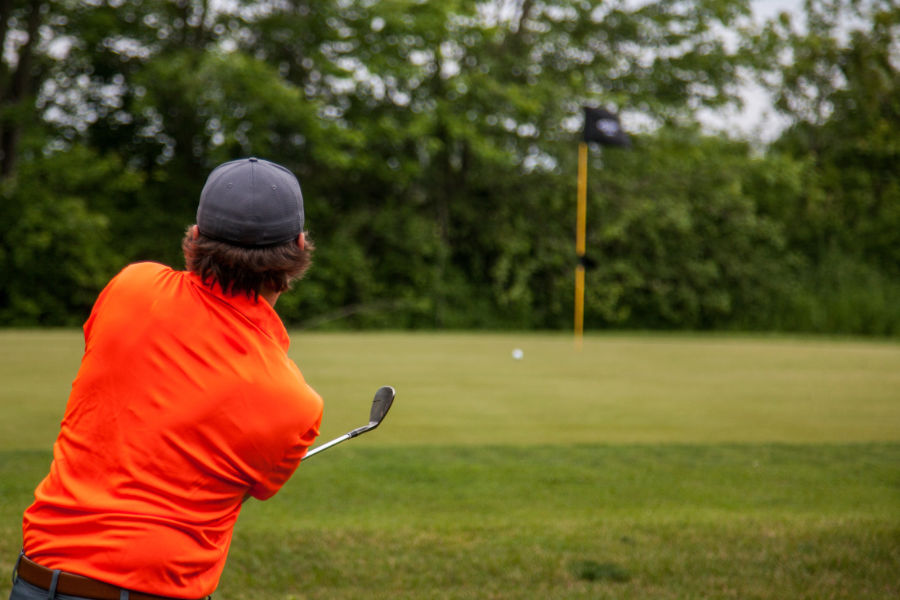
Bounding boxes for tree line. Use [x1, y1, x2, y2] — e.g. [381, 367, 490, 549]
[1, 0, 898, 335]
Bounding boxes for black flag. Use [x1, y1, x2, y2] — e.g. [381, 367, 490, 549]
[582, 107, 630, 147]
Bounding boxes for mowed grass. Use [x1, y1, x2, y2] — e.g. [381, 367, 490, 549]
[1, 330, 898, 599]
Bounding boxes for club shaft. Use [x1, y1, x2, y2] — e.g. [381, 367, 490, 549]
[302, 433, 351, 460]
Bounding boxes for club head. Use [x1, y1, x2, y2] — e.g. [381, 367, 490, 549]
[368, 385, 395, 429]
[304, 385, 396, 459]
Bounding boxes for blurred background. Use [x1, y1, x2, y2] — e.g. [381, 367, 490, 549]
[1, 0, 897, 336]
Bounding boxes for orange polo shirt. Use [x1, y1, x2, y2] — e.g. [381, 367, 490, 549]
[22, 262, 323, 598]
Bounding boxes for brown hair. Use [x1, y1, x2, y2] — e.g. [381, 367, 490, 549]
[182, 226, 314, 299]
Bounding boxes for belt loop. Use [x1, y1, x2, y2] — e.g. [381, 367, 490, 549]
[120, 590, 130, 600]
[47, 569, 61, 600]
[11, 549, 24, 585]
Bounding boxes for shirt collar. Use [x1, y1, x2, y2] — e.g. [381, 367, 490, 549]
[186, 271, 291, 351]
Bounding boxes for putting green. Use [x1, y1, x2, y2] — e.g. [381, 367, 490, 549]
[3, 330, 897, 449]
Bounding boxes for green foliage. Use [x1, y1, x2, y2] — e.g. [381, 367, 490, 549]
[765, 1, 900, 273]
[0, 146, 142, 325]
[769, 250, 900, 336]
[741, 0, 900, 335]
[579, 129, 800, 330]
[0, 0, 897, 334]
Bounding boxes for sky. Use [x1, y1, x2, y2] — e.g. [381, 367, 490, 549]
[753, 0, 802, 21]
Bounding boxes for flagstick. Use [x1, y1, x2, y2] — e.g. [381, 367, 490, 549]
[575, 106, 629, 351]
[574, 141, 588, 350]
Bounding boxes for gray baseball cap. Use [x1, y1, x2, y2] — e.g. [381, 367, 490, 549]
[197, 157, 304, 247]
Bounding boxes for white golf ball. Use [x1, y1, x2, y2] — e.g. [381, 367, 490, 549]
[512, 348, 524, 360]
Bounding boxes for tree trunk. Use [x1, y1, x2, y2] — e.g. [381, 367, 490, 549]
[0, 0, 43, 177]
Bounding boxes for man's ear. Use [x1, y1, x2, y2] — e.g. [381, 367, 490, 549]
[297, 232, 306, 251]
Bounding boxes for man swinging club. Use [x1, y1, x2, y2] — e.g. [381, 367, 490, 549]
[9, 157, 323, 600]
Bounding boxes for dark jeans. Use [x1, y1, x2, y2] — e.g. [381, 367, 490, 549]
[9, 577, 108, 600]
[9, 559, 212, 600]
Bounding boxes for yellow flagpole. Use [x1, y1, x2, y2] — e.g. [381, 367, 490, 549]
[574, 141, 588, 350]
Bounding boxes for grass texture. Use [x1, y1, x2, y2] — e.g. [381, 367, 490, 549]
[0, 330, 898, 599]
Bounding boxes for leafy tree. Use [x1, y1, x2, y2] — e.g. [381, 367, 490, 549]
[573, 127, 800, 330]
[236, 0, 765, 326]
[6, 0, 895, 334]
[760, 0, 900, 274]
[0, 145, 143, 324]
[744, 0, 900, 334]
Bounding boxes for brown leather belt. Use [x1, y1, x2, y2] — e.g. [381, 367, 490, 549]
[16, 556, 198, 600]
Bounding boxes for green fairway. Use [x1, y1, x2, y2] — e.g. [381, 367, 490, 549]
[289, 332, 900, 445]
[5, 330, 897, 450]
[0, 330, 898, 599]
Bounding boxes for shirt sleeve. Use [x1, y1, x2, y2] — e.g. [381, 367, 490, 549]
[248, 405, 322, 500]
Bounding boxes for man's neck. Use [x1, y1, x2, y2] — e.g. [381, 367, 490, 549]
[260, 288, 280, 307]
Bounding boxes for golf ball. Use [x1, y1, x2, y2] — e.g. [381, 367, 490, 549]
[512, 348, 524, 360]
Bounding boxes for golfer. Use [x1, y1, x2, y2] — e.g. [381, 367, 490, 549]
[9, 158, 324, 600]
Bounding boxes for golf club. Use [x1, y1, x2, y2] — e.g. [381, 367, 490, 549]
[301, 385, 395, 461]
